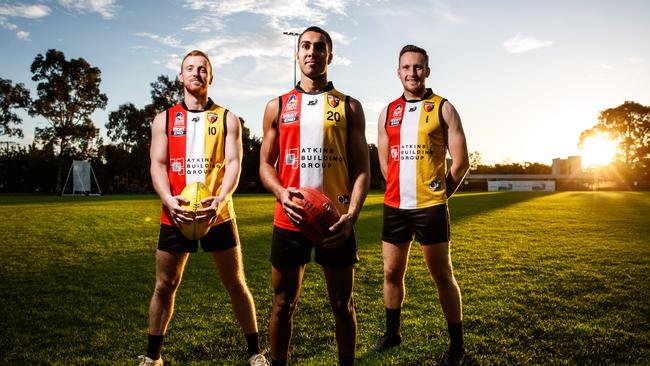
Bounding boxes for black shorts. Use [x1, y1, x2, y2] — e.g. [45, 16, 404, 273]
[158, 220, 239, 253]
[382, 203, 450, 245]
[270, 226, 359, 268]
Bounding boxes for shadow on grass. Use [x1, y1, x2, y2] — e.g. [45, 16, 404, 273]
[360, 191, 557, 221]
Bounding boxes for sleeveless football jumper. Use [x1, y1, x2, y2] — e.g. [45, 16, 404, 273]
[384, 89, 449, 209]
[273, 82, 352, 231]
[161, 98, 235, 226]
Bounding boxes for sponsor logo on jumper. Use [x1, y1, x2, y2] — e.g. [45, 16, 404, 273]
[328, 94, 340, 108]
[282, 111, 298, 124]
[390, 145, 400, 161]
[171, 158, 185, 175]
[191, 115, 200, 123]
[307, 99, 318, 106]
[172, 112, 185, 136]
[285, 94, 298, 112]
[207, 113, 218, 123]
[389, 117, 401, 127]
[300, 146, 344, 169]
[337, 195, 350, 204]
[392, 104, 403, 118]
[424, 102, 435, 112]
[285, 148, 299, 169]
[395, 144, 434, 161]
[409, 106, 417, 112]
[184, 157, 221, 175]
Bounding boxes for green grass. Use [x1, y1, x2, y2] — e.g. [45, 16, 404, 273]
[0, 192, 648, 365]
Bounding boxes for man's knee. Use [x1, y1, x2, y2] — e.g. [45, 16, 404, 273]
[384, 265, 405, 285]
[330, 296, 355, 319]
[154, 277, 181, 298]
[272, 292, 299, 320]
[430, 265, 457, 288]
[221, 272, 247, 295]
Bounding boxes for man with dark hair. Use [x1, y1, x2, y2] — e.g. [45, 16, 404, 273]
[260, 26, 370, 366]
[140, 50, 268, 366]
[368, 44, 469, 366]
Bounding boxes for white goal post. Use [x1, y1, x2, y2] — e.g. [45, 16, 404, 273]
[61, 160, 102, 196]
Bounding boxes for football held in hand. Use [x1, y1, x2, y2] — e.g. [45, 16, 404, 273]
[291, 187, 341, 245]
[178, 182, 214, 240]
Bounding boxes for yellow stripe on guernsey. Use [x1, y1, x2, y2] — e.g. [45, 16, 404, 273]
[401, 94, 447, 208]
[184, 105, 234, 224]
[299, 89, 350, 215]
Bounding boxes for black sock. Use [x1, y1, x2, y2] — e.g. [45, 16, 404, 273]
[271, 359, 287, 366]
[146, 334, 164, 360]
[448, 321, 464, 356]
[244, 332, 261, 357]
[339, 353, 355, 366]
[386, 307, 402, 336]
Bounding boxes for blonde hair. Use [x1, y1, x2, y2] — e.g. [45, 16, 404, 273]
[180, 50, 213, 78]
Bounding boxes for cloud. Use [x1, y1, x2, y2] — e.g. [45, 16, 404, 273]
[135, 32, 183, 48]
[0, 4, 50, 18]
[331, 54, 351, 66]
[58, 0, 118, 19]
[329, 30, 350, 46]
[503, 34, 552, 53]
[148, 0, 361, 97]
[432, 0, 464, 24]
[594, 64, 613, 69]
[626, 57, 642, 64]
[0, 4, 49, 41]
[0, 19, 17, 30]
[362, 100, 388, 113]
[16, 30, 29, 39]
[181, 0, 363, 31]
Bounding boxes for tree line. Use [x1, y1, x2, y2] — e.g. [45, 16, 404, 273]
[1, 49, 649, 193]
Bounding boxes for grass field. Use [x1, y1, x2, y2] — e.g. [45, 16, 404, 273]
[0, 191, 648, 365]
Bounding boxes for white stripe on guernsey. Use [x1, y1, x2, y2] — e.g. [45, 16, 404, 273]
[299, 94, 324, 190]
[399, 102, 421, 208]
[185, 111, 206, 184]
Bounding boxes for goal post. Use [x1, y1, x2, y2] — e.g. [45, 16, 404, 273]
[61, 160, 102, 196]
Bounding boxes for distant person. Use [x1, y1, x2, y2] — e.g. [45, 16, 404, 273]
[259, 26, 370, 366]
[140, 50, 268, 366]
[368, 45, 469, 366]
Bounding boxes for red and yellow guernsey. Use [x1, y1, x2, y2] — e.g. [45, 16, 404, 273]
[384, 89, 448, 209]
[162, 98, 235, 226]
[274, 82, 352, 231]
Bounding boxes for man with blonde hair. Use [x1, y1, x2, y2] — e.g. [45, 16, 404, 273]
[139, 50, 268, 366]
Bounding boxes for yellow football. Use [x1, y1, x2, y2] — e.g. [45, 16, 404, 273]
[178, 182, 213, 240]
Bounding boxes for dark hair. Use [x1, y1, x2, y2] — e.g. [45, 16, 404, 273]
[181, 50, 213, 78]
[298, 26, 333, 52]
[399, 45, 428, 68]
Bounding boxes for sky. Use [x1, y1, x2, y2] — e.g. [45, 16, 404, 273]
[1, 0, 649, 165]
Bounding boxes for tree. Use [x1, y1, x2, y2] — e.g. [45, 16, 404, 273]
[238, 117, 263, 192]
[580, 101, 650, 170]
[144, 75, 184, 119]
[106, 103, 148, 151]
[0, 78, 31, 138]
[469, 151, 482, 171]
[29, 49, 108, 192]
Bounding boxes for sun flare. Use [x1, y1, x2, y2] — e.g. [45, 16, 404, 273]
[581, 134, 617, 167]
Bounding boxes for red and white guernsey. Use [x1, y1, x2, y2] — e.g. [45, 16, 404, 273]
[274, 82, 352, 231]
[384, 89, 448, 209]
[161, 98, 235, 226]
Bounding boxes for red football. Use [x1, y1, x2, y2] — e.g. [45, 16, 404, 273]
[291, 187, 341, 245]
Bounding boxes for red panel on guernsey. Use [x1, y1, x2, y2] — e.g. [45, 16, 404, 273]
[274, 90, 303, 231]
[384, 99, 405, 208]
[162, 104, 188, 225]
